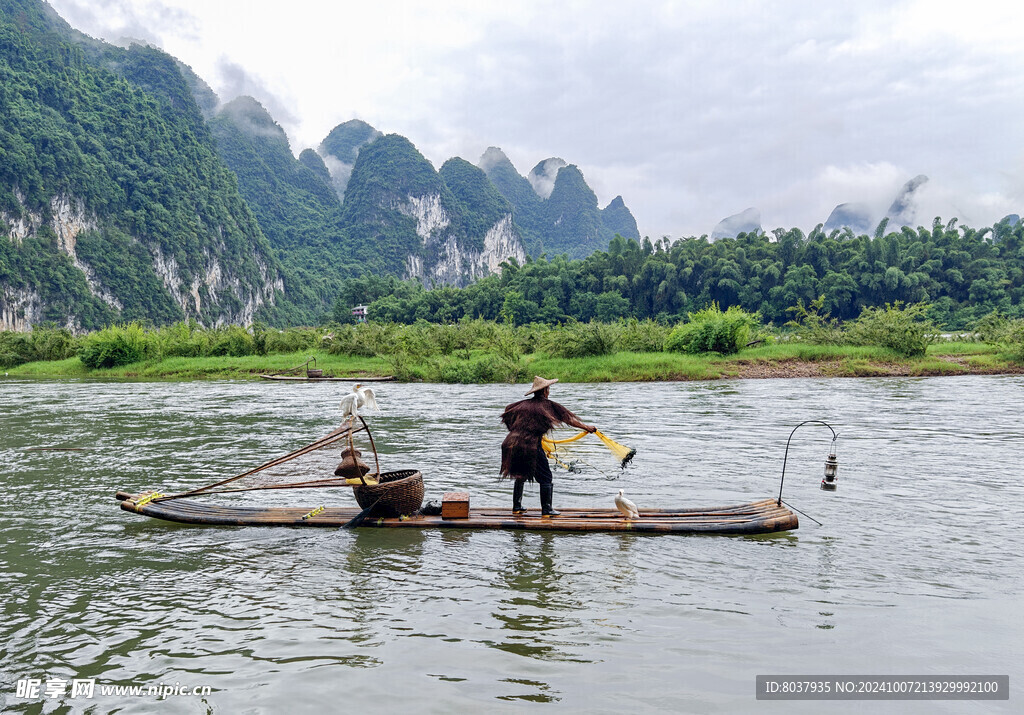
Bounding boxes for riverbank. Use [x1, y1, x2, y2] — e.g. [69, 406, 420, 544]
[3, 342, 1019, 382]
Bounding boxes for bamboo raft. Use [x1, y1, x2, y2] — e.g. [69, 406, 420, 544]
[114, 493, 797, 534]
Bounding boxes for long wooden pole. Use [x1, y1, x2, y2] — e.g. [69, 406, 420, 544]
[156, 422, 365, 501]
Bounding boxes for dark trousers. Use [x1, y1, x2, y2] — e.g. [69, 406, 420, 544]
[532, 448, 553, 485]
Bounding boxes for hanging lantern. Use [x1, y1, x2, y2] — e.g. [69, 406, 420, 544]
[776, 420, 841, 506]
[821, 438, 839, 491]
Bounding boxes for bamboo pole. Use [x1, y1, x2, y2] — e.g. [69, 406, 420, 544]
[156, 422, 364, 501]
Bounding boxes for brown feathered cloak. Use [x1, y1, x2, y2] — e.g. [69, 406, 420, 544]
[500, 396, 590, 481]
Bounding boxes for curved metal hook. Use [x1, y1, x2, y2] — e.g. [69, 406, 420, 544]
[777, 420, 839, 506]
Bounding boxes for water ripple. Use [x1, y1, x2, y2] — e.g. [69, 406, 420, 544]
[1, 376, 1021, 712]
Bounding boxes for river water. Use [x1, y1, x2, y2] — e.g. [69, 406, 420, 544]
[0, 376, 1020, 713]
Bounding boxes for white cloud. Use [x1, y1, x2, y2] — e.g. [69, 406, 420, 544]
[46, 0, 1024, 238]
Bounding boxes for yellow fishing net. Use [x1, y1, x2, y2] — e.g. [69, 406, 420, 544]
[541, 429, 636, 475]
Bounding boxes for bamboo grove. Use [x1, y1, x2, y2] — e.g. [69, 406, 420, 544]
[338, 217, 1024, 330]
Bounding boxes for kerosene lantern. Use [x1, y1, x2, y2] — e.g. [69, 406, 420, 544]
[821, 438, 839, 491]
[776, 420, 840, 506]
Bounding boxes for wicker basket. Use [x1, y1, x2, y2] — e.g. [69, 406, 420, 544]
[353, 470, 424, 517]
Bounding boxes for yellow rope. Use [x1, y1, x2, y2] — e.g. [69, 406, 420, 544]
[134, 492, 163, 507]
[302, 505, 325, 520]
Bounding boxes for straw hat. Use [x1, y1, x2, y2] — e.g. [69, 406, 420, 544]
[525, 375, 558, 396]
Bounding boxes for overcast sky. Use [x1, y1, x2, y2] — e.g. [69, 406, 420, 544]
[47, 0, 1024, 239]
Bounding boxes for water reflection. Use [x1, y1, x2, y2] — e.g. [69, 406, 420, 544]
[487, 532, 592, 667]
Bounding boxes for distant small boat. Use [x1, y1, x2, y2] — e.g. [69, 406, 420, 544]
[115, 492, 797, 534]
[258, 356, 393, 382]
[258, 374, 394, 382]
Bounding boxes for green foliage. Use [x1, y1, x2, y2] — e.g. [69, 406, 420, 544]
[665, 303, 760, 354]
[500, 290, 539, 326]
[617, 319, 669, 352]
[540, 321, 617, 358]
[206, 325, 257, 357]
[326, 322, 393, 357]
[29, 324, 78, 361]
[209, 97, 352, 320]
[319, 120, 380, 165]
[439, 157, 512, 249]
[340, 134, 465, 277]
[1001, 320, 1024, 363]
[0, 324, 80, 367]
[479, 154, 637, 258]
[486, 319, 525, 382]
[250, 320, 268, 356]
[78, 323, 151, 368]
[263, 327, 320, 354]
[297, 148, 333, 188]
[326, 216, 1024, 333]
[540, 165, 612, 259]
[149, 321, 209, 357]
[479, 150, 546, 255]
[846, 302, 934, 357]
[785, 295, 846, 345]
[972, 310, 1010, 343]
[0, 332, 34, 368]
[969, 310, 1024, 362]
[0, 7, 286, 328]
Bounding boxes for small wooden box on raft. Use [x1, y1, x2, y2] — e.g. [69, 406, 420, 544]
[441, 492, 470, 519]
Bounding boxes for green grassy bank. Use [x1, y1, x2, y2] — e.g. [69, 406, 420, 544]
[3, 342, 1017, 382]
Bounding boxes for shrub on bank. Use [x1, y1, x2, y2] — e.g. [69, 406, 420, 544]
[207, 325, 257, 357]
[1002, 320, 1024, 362]
[846, 302, 934, 357]
[151, 321, 210, 357]
[0, 331, 36, 368]
[617, 318, 669, 352]
[264, 327, 320, 354]
[665, 303, 760, 355]
[541, 321, 617, 358]
[971, 310, 1024, 362]
[78, 323, 151, 368]
[785, 296, 846, 345]
[0, 325, 79, 368]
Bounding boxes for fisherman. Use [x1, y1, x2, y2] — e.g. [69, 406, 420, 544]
[500, 376, 596, 516]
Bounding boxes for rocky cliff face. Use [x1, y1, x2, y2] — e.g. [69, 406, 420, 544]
[341, 135, 526, 287]
[0, 286, 43, 332]
[1, 190, 283, 330]
[393, 192, 525, 285]
[147, 244, 283, 327]
[0, 1, 289, 330]
[2, 192, 112, 329]
[400, 203, 525, 285]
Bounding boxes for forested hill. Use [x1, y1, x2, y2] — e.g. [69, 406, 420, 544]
[478, 147, 640, 258]
[353, 219, 1024, 330]
[0, 0, 289, 330]
[338, 134, 527, 284]
[208, 96, 356, 314]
